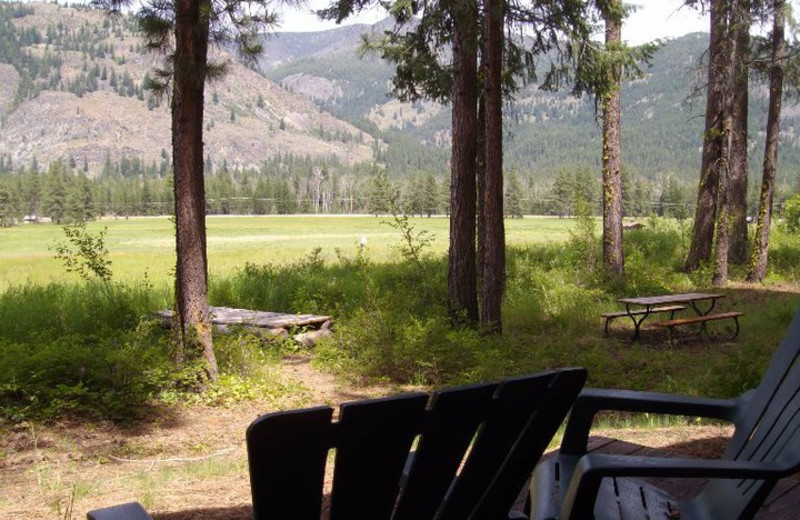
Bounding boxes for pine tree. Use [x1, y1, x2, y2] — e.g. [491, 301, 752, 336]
[368, 168, 393, 215]
[421, 173, 438, 217]
[43, 160, 67, 224]
[748, 0, 786, 282]
[505, 171, 524, 219]
[98, 0, 282, 383]
[0, 186, 15, 227]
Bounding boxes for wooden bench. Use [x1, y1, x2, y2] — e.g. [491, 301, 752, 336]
[652, 311, 744, 340]
[601, 305, 685, 335]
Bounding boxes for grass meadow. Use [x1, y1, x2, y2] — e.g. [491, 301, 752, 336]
[2, 213, 800, 424]
[0, 215, 573, 289]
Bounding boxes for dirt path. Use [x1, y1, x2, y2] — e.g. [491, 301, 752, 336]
[0, 356, 731, 519]
[0, 355, 403, 519]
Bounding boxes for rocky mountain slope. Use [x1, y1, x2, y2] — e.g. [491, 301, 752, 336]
[0, 2, 377, 176]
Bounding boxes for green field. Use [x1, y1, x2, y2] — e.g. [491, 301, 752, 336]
[0, 215, 575, 288]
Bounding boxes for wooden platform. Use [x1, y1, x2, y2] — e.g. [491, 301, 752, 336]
[576, 435, 800, 519]
[155, 306, 332, 330]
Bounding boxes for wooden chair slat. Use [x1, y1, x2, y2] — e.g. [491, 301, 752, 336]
[438, 372, 557, 520]
[741, 381, 800, 464]
[246, 406, 333, 520]
[392, 382, 499, 520]
[727, 323, 800, 459]
[471, 368, 588, 518]
[329, 393, 429, 520]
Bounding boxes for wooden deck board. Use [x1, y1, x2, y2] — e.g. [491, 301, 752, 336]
[155, 306, 332, 329]
[585, 436, 800, 520]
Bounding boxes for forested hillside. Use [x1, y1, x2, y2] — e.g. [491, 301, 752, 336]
[263, 25, 800, 199]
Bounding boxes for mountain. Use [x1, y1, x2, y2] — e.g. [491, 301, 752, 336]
[2, 2, 800, 196]
[262, 23, 800, 189]
[0, 2, 378, 176]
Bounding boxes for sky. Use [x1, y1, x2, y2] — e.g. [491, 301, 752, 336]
[276, 0, 711, 45]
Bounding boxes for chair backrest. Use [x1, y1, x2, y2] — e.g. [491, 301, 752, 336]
[246, 367, 586, 520]
[695, 308, 800, 519]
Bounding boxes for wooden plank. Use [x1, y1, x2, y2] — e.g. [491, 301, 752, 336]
[393, 382, 499, 520]
[155, 306, 332, 329]
[760, 478, 800, 507]
[755, 480, 800, 520]
[586, 436, 800, 520]
[438, 373, 558, 520]
[246, 406, 334, 520]
[651, 311, 744, 328]
[618, 293, 724, 306]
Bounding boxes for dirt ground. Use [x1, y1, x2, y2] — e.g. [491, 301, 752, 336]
[0, 355, 733, 520]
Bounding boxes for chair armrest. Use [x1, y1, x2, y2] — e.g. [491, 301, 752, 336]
[560, 454, 789, 520]
[87, 502, 153, 520]
[560, 388, 744, 455]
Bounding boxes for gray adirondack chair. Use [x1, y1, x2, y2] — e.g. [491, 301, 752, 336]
[246, 368, 586, 520]
[530, 308, 800, 520]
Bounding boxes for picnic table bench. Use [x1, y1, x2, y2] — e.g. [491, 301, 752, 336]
[652, 310, 744, 340]
[611, 293, 741, 341]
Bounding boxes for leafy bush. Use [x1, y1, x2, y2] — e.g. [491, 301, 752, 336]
[782, 194, 800, 233]
[0, 321, 172, 422]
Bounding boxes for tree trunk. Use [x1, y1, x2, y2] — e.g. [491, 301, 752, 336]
[601, 2, 624, 283]
[748, 0, 785, 282]
[481, 0, 505, 333]
[447, 0, 479, 324]
[712, 115, 733, 286]
[713, 40, 736, 287]
[172, 0, 218, 381]
[476, 94, 486, 289]
[686, 0, 729, 272]
[728, 0, 750, 264]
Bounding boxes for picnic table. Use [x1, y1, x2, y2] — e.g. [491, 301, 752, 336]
[614, 292, 730, 341]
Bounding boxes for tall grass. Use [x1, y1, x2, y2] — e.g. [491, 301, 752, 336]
[0, 281, 172, 422]
[2, 217, 799, 423]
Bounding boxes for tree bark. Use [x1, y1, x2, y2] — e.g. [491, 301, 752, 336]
[686, 0, 729, 272]
[447, 0, 479, 324]
[172, 0, 218, 381]
[748, 0, 785, 282]
[712, 112, 733, 286]
[728, 0, 750, 264]
[481, 0, 505, 333]
[601, 1, 624, 283]
[476, 94, 486, 288]
[713, 36, 736, 287]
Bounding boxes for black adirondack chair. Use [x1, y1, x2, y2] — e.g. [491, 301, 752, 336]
[86, 368, 585, 520]
[246, 368, 586, 520]
[530, 308, 800, 520]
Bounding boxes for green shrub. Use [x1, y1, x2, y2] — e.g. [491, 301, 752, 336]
[766, 229, 800, 281]
[782, 194, 800, 233]
[0, 320, 172, 422]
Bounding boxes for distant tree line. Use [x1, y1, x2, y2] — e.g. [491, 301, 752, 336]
[4, 153, 798, 227]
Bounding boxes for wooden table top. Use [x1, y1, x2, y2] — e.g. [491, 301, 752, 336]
[617, 292, 725, 306]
